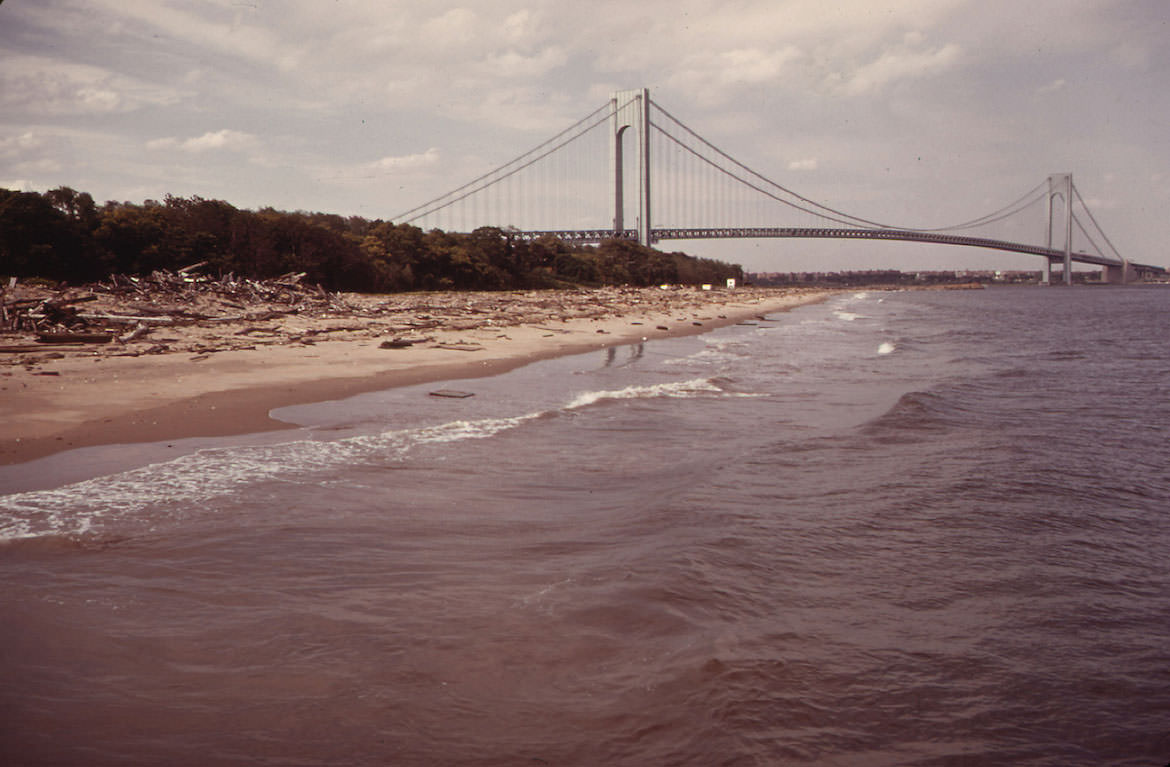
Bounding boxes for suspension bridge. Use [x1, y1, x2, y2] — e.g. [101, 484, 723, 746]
[394, 88, 1164, 284]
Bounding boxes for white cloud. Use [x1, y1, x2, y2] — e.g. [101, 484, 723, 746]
[0, 131, 68, 177]
[835, 41, 962, 95]
[1037, 78, 1067, 95]
[183, 129, 257, 152]
[665, 45, 802, 105]
[85, 0, 300, 71]
[1081, 196, 1121, 210]
[0, 132, 48, 157]
[729, 47, 801, 82]
[420, 7, 480, 50]
[481, 47, 568, 79]
[13, 157, 63, 174]
[503, 9, 538, 44]
[0, 55, 180, 116]
[373, 148, 441, 171]
[147, 130, 258, 153]
[788, 158, 819, 171]
[76, 88, 123, 112]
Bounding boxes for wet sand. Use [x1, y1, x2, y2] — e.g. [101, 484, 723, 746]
[0, 287, 832, 467]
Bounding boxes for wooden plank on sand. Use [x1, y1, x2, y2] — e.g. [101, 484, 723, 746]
[36, 332, 114, 344]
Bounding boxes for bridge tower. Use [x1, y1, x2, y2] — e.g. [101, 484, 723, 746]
[1046, 173, 1074, 285]
[611, 88, 651, 246]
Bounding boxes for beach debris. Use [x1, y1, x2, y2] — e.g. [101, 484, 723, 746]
[118, 323, 152, 344]
[429, 389, 475, 398]
[433, 342, 483, 351]
[1, 275, 814, 369]
[36, 331, 114, 344]
[2, 345, 68, 353]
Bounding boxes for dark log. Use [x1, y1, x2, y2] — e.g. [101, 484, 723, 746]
[36, 332, 114, 344]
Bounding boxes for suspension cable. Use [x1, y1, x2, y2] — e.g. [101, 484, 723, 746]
[651, 98, 1050, 234]
[933, 182, 1049, 232]
[393, 99, 628, 224]
[1072, 183, 1124, 261]
[650, 99, 891, 228]
[395, 104, 619, 225]
[651, 122, 875, 227]
[1072, 214, 1106, 259]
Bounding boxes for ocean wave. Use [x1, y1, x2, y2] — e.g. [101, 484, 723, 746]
[0, 378, 746, 541]
[0, 411, 549, 541]
[565, 378, 725, 410]
[660, 345, 747, 366]
[859, 390, 954, 440]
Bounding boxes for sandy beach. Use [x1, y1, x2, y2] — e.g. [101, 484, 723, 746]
[1, 285, 832, 466]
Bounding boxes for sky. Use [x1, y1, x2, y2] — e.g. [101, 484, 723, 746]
[2, 0, 1168, 273]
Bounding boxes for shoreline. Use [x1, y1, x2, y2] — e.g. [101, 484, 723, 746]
[0, 287, 835, 469]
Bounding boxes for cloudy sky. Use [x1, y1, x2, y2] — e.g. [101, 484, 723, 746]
[2, 0, 1167, 272]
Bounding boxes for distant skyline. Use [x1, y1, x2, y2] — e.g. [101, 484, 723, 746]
[2, 1, 1167, 273]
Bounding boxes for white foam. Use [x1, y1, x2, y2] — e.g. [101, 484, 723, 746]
[0, 411, 548, 541]
[411, 414, 542, 445]
[565, 378, 724, 410]
[878, 342, 897, 355]
[661, 347, 736, 366]
[0, 379, 744, 541]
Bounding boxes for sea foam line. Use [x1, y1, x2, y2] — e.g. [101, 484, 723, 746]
[564, 378, 724, 410]
[1, 378, 732, 540]
[0, 412, 544, 541]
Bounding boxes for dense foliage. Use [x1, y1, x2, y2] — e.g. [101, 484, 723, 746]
[0, 187, 742, 291]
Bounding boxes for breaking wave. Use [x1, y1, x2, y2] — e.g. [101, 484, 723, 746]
[1, 377, 741, 541]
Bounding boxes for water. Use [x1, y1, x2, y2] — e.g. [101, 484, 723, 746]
[2, 286, 1169, 766]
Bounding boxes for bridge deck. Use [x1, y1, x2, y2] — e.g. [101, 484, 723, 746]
[510, 226, 1164, 274]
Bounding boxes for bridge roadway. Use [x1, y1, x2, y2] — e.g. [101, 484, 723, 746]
[509, 226, 1165, 276]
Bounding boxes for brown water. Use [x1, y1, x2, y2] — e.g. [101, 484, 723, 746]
[2, 287, 1169, 766]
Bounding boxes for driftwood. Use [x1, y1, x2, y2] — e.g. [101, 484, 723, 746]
[76, 312, 176, 325]
[0, 268, 344, 343]
[36, 332, 114, 344]
[1, 272, 766, 366]
[433, 343, 483, 351]
[118, 324, 151, 344]
[1, 344, 88, 353]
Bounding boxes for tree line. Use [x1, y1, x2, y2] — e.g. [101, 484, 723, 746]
[0, 187, 743, 291]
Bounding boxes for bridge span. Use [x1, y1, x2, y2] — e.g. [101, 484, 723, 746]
[509, 226, 1166, 282]
[397, 88, 1164, 284]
